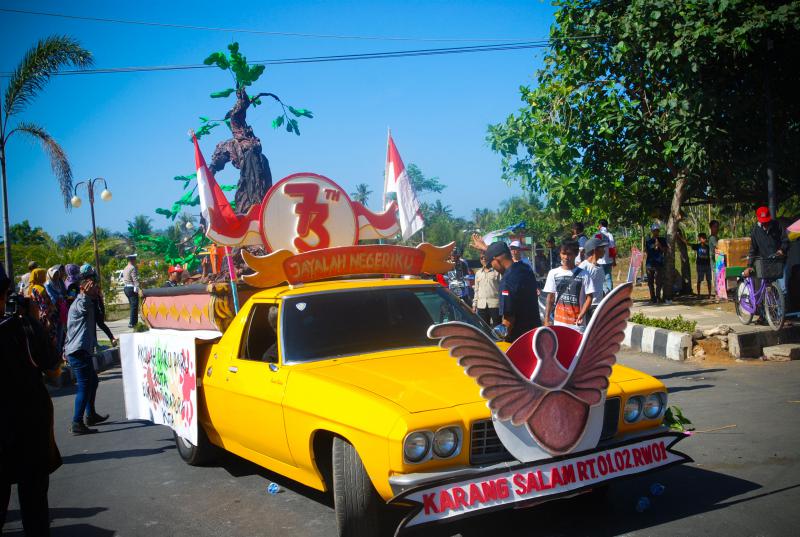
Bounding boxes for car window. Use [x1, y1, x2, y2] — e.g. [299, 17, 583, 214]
[281, 286, 494, 363]
[239, 302, 279, 362]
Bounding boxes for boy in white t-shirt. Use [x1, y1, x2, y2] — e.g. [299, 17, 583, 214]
[578, 237, 608, 321]
[543, 240, 595, 332]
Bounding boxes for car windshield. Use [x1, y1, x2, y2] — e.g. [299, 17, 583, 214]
[281, 285, 495, 363]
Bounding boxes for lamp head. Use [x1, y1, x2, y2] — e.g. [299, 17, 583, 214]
[70, 196, 82, 208]
[100, 189, 112, 202]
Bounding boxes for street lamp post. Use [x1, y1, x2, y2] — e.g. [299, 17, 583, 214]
[71, 178, 112, 288]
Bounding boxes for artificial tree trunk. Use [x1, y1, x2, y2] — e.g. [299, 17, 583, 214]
[664, 171, 688, 301]
[208, 88, 273, 214]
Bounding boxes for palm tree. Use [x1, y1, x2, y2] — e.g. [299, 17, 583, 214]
[175, 212, 196, 233]
[127, 215, 154, 238]
[1, 36, 93, 276]
[350, 183, 372, 207]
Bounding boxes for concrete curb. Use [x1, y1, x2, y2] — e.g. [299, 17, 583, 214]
[623, 322, 692, 361]
[92, 347, 121, 372]
[728, 325, 800, 358]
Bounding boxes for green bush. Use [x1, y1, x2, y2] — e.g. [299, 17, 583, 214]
[629, 313, 697, 333]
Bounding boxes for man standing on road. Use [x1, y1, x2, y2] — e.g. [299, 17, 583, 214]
[596, 219, 616, 293]
[579, 237, 608, 321]
[509, 240, 533, 270]
[646, 224, 669, 303]
[743, 206, 789, 288]
[543, 240, 595, 332]
[472, 253, 501, 326]
[485, 241, 541, 342]
[122, 254, 140, 328]
[64, 276, 109, 435]
[709, 219, 721, 295]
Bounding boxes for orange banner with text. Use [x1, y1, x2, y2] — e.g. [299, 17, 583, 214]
[242, 243, 454, 288]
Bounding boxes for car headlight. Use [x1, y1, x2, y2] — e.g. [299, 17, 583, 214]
[403, 432, 430, 463]
[624, 396, 644, 423]
[643, 392, 666, 419]
[433, 427, 460, 458]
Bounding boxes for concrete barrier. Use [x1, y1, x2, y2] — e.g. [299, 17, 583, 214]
[727, 325, 800, 358]
[622, 322, 692, 361]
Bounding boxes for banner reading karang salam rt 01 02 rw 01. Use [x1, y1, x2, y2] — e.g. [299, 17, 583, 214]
[389, 432, 690, 533]
[120, 331, 218, 445]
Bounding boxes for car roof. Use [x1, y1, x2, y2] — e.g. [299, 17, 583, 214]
[248, 277, 440, 300]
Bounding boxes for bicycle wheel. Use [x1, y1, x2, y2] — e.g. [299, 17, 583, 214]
[735, 281, 754, 325]
[764, 282, 785, 331]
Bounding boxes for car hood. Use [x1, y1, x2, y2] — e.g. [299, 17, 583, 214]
[306, 349, 646, 413]
[308, 348, 485, 413]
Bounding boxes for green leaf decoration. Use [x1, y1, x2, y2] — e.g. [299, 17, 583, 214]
[156, 208, 177, 219]
[210, 88, 235, 98]
[290, 118, 300, 136]
[203, 52, 230, 70]
[224, 118, 232, 131]
[199, 116, 209, 123]
[272, 115, 285, 129]
[194, 122, 220, 140]
[286, 121, 293, 133]
[220, 184, 237, 192]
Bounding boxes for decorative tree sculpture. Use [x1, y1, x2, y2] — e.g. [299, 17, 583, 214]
[198, 42, 313, 214]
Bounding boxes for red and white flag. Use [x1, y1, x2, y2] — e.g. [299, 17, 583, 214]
[194, 135, 261, 246]
[384, 132, 424, 241]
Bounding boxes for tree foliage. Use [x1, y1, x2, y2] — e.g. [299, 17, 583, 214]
[488, 0, 800, 222]
[350, 183, 373, 207]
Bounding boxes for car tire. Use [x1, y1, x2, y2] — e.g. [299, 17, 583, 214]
[174, 426, 219, 466]
[332, 437, 382, 537]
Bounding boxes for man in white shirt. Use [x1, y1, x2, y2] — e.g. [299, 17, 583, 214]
[543, 240, 595, 332]
[595, 219, 616, 293]
[578, 237, 608, 322]
[509, 240, 534, 270]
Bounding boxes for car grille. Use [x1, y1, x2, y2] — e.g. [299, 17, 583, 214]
[469, 397, 622, 465]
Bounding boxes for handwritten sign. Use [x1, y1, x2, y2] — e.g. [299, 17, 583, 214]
[391, 432, 690, 531]
[120, 331, 218, 444]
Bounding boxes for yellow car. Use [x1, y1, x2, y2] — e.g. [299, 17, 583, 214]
[175, 277, 671, 536]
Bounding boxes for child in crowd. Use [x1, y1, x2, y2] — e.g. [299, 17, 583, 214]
[543, 240, 595, 332]
[578, 237, 608, 322]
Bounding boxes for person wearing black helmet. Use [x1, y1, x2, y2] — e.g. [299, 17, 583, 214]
[484, 241, 541, 342]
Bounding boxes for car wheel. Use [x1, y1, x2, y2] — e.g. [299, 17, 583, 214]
[174, 426, 219, 466]
[332, 437, 383, 537]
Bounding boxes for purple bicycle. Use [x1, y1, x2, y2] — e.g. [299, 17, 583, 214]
[735, 255, 785, 330]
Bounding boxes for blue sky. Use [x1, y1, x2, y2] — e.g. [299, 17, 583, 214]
[1, 0, 556, 238]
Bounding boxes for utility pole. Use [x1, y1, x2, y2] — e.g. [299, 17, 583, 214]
[764, 38, 777, 219]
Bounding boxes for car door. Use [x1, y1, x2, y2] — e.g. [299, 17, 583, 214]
[223, 301, 294, 466]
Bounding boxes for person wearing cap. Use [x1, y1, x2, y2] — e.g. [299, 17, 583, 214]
[472, 252, 501, 326]
[64, 273, 109, 435]
[578, 237, 608, 319]
[509, 240, 534, 271]
[485, 240, 541, 342]
[80, 264, 117, 346]
[163, 265, 184, 288]
[743, 206, 789, 285]
[543, 240, 595, 332]
[645, 223, 669, 303]
[17, 261, 39, 295]
[122, 254, 140, 328]
[596, 219, 617, 293]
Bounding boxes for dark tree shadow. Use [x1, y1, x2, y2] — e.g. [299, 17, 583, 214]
[667, 384, 715, 393]
[654, 368, 727, 380]
[61, 445, 175, 464]
[3, 524, 115, 537]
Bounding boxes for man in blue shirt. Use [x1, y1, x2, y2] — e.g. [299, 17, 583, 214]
[64, 276, 109, 435]
[485, 241, 541, 342]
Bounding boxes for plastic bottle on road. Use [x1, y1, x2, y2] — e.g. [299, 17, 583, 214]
[267, 483, 281, 495]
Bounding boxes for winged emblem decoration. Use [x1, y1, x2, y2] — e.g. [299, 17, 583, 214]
[428, 282, 633, 460]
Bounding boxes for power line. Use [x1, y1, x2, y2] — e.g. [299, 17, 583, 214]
[0, 7, 544, 43]
[0, 41, 565, 77]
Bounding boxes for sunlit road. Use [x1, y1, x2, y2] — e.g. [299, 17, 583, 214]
[4, 350, 800, 536]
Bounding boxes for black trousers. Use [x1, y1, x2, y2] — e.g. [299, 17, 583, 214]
[477, 306, 501, 326]
[1, 472, 50, 536]
[124, 286, 139, 327]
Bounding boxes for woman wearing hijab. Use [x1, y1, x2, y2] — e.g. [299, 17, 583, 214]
[64, 264, 81, 305]
[25, 268, 56, 338]
[45, 265, 69, 355]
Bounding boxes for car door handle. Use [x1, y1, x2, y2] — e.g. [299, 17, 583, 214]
[228, 366, 238, 373]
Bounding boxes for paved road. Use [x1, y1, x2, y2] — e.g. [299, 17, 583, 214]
[4, 351, 800, 536]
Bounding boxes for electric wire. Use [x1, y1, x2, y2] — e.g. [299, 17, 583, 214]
[0, 7, 544, 43]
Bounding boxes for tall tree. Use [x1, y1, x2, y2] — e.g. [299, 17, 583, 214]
[127, 215, 154, 239]
[0, 35, 93, 276]
[350, 183, 373, 207]
[489, 0, 800, 295]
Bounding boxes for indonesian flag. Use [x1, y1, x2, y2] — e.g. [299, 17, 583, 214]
[384, 133, 424, 241]
[194, 135, 261, 246]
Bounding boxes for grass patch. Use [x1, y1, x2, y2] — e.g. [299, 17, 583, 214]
[629, 312, 697, 333]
